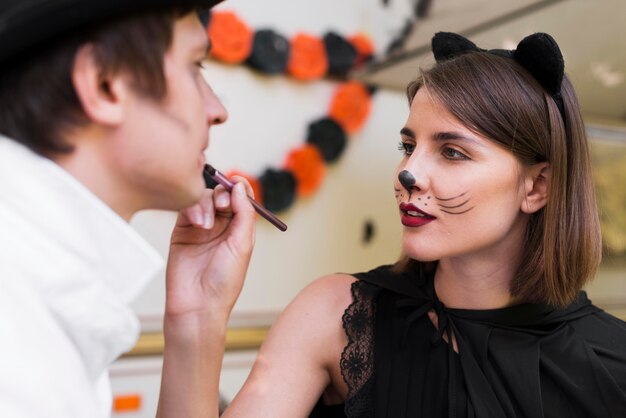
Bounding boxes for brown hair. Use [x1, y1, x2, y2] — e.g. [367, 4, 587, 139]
[0, 7, 192, 156]
[398, 52, 601, 307]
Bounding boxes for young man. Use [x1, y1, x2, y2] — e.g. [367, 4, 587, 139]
[0, 1, 255, 416]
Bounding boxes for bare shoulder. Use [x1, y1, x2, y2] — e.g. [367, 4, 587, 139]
[289, 273, 357, 314]
[269, 273, 358, 350]
[225, 274, 359, 416]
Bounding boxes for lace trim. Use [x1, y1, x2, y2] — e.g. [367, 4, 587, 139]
[341, 280, 379, 418]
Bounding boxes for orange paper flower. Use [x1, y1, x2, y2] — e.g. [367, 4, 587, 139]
[283, 144, 326, 197]
[287, 33, 329, 81]
[226, 170, 263, 204]
[207, 11, 253, 64]
[329, 82, 372, 134]
[349, 33, 375, 66]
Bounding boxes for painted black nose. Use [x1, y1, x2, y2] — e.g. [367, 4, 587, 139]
[398, 170, 416, 191]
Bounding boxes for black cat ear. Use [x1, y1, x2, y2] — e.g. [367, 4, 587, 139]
[432, 32, 480, 62]
[512, 32, 564, 95]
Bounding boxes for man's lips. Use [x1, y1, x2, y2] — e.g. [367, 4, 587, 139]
[399, 202, 436, 227]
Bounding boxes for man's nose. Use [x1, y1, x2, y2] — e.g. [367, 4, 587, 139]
[204, 84, 228, 126]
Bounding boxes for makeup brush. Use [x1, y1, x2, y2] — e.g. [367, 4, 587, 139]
[204, 164, 288, 232]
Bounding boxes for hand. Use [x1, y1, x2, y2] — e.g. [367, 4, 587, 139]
[164, 178, 256, 322]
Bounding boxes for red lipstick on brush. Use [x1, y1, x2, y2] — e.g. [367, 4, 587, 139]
[204, 164, 287, 232]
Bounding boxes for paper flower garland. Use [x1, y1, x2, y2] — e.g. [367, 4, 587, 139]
[207, 11, 374, 78]
[226, 84, 374, 213]
[206, 10, 376, 214]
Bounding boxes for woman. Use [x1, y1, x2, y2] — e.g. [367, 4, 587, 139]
[219, 32, 626, 417]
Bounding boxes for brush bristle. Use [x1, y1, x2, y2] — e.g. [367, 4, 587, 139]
[204, 164, 216, 176]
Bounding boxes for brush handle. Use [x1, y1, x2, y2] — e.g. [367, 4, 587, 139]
[204, 165, 287, 232]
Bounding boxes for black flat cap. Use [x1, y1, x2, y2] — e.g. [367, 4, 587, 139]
[0, 0, 223, 65]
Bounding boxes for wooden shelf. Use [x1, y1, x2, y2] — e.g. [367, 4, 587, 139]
[123, 327, 270, 357]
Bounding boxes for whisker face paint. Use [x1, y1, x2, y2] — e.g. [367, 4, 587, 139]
[440, 207, 474, 215]
[434, 191, 474, 215]
[438, 199, 470, 209]
[435, 191, 467, 202]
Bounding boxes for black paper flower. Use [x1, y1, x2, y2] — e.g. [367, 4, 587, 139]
[306, 117, 347, 163]
[259, 168, 297, 212]
[323, 32, 357, 76]
[247, 29, 290, 74]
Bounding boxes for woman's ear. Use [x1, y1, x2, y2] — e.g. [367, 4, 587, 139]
[71, 44, 128, 126]
[521, 162, 551, 214]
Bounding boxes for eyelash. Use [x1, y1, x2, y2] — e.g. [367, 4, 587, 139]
[397, 141, 415, 156]
[442, 147, 469, 160]
[397, 141, 469, 160]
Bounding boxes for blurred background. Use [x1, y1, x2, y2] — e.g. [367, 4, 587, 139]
[110, 0, 626, 415]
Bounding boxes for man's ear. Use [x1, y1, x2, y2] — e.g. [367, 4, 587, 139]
[72, 44, 128, 126]
[521, 161, 551, 214]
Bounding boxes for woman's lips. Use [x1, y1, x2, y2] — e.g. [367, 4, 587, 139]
[399, 202, 436, 227]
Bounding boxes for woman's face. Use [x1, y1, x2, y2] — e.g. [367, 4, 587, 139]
[395, 87, 531, 262]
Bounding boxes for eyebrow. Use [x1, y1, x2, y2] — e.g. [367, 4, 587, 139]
[400, 127, 416, 138]
[400, 127, 484, 147]
[434, 131, 485, 147]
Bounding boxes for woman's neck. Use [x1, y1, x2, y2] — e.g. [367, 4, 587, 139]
[434, 259, 515, 309]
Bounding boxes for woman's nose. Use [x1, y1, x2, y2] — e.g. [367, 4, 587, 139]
[398, 170, 418, 192]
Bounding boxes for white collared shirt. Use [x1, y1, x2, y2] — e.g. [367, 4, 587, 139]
[0, 136, 163, 417]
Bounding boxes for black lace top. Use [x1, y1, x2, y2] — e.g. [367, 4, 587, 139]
[310, 265, 626, 418]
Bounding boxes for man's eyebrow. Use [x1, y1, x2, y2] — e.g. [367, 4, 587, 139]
[195, 39, 211, 58]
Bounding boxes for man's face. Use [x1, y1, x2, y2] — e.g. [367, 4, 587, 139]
[112, 12, 227, 212]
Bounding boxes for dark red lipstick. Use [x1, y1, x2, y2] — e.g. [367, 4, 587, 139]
[399, 202, 436, 227]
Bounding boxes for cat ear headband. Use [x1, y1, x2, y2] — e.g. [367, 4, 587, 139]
[432, 32, 565, 122]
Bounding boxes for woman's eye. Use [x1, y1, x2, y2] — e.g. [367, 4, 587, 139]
[442, 147, 469, 160]
[398, 141, 415, 156]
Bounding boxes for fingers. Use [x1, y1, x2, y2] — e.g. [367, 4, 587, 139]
[213, 176, 255, 220]
[176, 177, 256, 236]
[228, 182, 257, 246]
[230, 175, 255, 199]
[213, 185, 232, 216]
[177, 187, 222, 229]
[176, 201, 205, 228]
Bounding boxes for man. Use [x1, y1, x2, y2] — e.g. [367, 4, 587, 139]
[0, 1, 255, 416]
